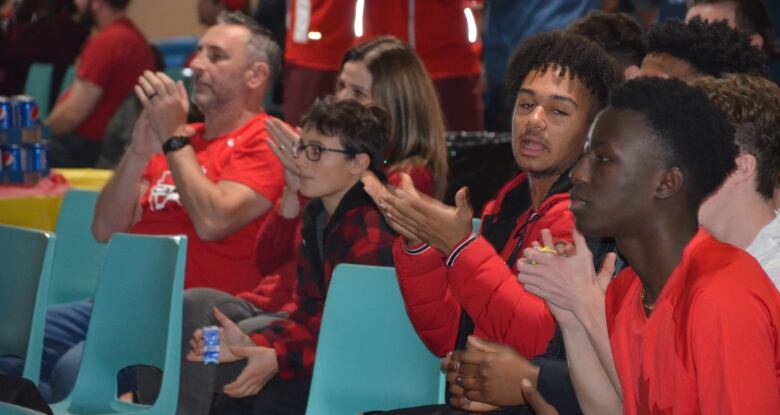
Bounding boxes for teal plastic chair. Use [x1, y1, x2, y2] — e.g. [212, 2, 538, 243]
[49, 234, 187, 415]
[47, 189, 105, 306]
[0, 225, 55, 385]
[0, 402, 47, 415]
[305, 264, 444, 414]
[23, 63, 54, 119]
[57, 65, 76, 99]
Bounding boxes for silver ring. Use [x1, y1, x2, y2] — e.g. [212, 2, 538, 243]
[147, 92, 159, 100]
[280, 144, 286, 150]
[455, 376, 463, 387]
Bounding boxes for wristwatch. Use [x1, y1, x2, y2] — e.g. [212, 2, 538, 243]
[163, 136, 191, 154]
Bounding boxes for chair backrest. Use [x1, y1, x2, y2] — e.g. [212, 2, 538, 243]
[305, 264, 443, 415]
[47, 190, 105, 306]
[0, 225, 55, 384]
[155, 36, 199, 69]
[57, 65, 76, 99]
[23, 63, 54, 120]
[60, 234, 187, 414]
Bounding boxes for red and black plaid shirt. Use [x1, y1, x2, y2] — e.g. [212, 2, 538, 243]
[249, 182, 396, 379]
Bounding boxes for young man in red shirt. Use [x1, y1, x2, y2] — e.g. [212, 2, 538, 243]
[518, 77, 780, 414]
[47, 0, 155, 167]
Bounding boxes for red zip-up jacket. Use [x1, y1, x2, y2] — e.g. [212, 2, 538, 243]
[393, 173, 574, 358]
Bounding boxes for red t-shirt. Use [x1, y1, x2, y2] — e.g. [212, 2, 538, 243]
[360, 0, 481, 79]
[61, 17, 155, 142]
[606, 229, 780, 414]
[130, 113, 285, 295]
[285, 0, 355, 71]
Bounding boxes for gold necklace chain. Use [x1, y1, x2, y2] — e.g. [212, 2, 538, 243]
[640, 288, 655, 311]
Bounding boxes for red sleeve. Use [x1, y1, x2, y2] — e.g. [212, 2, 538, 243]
[394, 237, 461, 356]
[447, 237, 554, 359]
[253, 206, 302, 276]
[689, 284, 780, 414]
[386, 164, 435, 197]
[219, 131, 285, 206]
[76, 34, 115, 88]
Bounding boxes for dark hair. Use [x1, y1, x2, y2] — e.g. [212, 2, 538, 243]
[300, 97, 390, 175]
[105, 0, 131, 10]
[688, 0, 774, 53]
[505, 31, 623, 110]
[217, 11, 282, 82]
[692, 74, 780, 199]
[644, 17, 768, 77]
[567, 11, 646, 69]
[610, 77, 738, 208]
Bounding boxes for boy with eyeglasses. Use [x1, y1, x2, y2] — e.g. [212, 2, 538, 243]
[172, 98, 397, 415]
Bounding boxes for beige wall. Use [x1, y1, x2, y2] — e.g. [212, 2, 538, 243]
[127, 0, 262, 42]
[127, 0, 206, 42]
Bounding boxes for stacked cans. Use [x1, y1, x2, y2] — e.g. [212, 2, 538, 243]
[0, 95, 48, 185]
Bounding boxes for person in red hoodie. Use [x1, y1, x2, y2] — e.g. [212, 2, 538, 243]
[362, 31, 621, 411]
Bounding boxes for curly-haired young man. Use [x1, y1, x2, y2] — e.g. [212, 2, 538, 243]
[640, 16, 768, 80]
[362, 31, 622, 414]
[694, 74, 780, 288]
[686, 0, 774, 53]
[519, 77, 780, 414]
[567, 11, 646, 79]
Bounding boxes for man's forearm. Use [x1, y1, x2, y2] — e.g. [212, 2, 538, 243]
[165, 146, 253, 241]
[558, 321, 622, 415]
[92, 146, 149, 241]
[577, 300, 623, 399]
[47, 101, 85, 136]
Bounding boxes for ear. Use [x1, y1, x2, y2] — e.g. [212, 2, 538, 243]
[245, 61, 270, 90]
[730, 153, 757, 185]
[623, 65, 641, 80]
[350, 153, 371, 175]
[749, 33, 765, 51]
[655, 167, 684, 200]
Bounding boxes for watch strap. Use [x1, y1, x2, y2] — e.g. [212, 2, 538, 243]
[163, 136, 191, 154]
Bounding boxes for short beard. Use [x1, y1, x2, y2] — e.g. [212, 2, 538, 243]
[78, 7, 96, 28]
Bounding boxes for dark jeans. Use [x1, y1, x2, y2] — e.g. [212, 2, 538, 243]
[212, 376, 311, 415]
[135, 288, 286, 415]
[48, 133, 101, 168]
[0, 300, 136, 403]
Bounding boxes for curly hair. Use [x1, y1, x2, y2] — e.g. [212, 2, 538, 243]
[300, 97, 390, 176]
[688, 0, 774, 53]
[505, 31, 623, 111]
[610, 77, 738, 208]
[644, 17, 768, 77]
[692, 74, 780, 199]
[567, 11, 646, 69]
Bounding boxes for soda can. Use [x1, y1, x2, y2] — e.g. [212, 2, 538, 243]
[202, 325, 220, 364]
[11, 95, 40, 128]
[0, 97, 11, 130]
[2, 145, 23, 173]
[25, 143, 48, 173]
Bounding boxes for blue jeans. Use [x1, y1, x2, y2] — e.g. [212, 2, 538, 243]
[0, 299, 135, 402]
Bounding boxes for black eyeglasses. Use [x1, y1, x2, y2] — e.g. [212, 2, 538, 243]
[292, 140, 354, 162]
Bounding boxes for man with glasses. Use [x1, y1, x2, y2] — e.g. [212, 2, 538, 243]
[176, 98, 397, 415]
